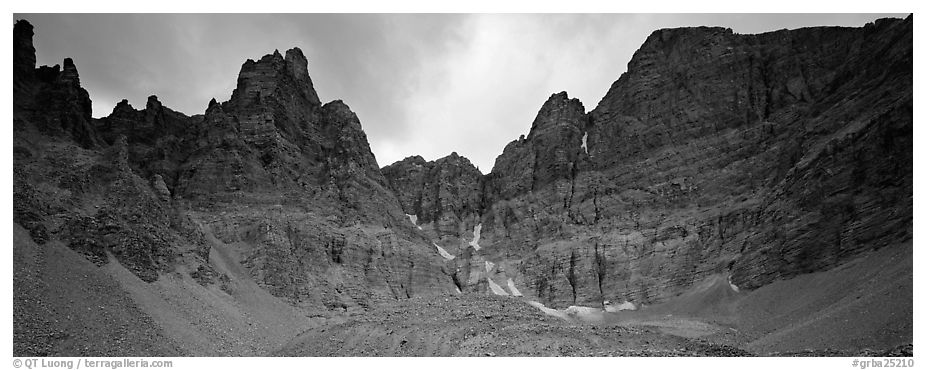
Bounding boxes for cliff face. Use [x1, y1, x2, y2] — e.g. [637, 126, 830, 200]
[382, 16, 912, 308]
[382, 153, 483, 229]
[14, 15, 912, 316]
[483, 92, 589, 204]
[13, 20, 456, 312]
[14, 20, 98, 149]
[94, 96, 198, 195]
[568, 16, 913, 298]
[179, 48, 322, 198]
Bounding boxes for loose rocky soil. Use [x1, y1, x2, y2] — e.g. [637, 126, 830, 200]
[13, 224, 184, 356]
[277, 294, 750, 357]
[278, 241, 912, 357]
[14, 220, 911, 357]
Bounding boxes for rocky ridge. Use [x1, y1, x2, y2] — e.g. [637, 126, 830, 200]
[12, 15, 913, 357]
[13, 18, 456, 322]
[382, 16, 912, 311]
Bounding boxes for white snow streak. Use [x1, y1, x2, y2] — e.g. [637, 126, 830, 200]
[406, 214, 422, 230]
[468, 223, 482, 250]
[484, 260, 495, 273]
[528, 302, 607, 321]
[581, 132, 588, 154]
[527, 301, 569, 320]
[564, 306, 599, 316]
[604, 301, 637, 312]
[507, 279, 523, 297]
[434, 243, 455, 260]
[487, 278, 508, 296]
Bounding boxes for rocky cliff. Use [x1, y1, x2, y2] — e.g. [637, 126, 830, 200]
[13, 14, 912, 330]
[483, 92, 590, 204]
[383, 16, 913, 309]
[382, 152, 483, 230]
[13, 20, 98, 149]
[13, 19, 457, 316]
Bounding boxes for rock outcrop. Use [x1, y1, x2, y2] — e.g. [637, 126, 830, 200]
[14, 14, 912, 321]
[512, 16, 912, 307]
[169, 48, 400, 223]
[14, 20, 206, 282]
[13, 19, 36, 91]
[166, 47, 457, 308]
[382, 152, 483, 229]
[13, 19, 455, 311]
[14, 20, 99, 148]
[483, 92, 589, 204]
[382, 16, 913, 310]
[94, 96, 197, 192]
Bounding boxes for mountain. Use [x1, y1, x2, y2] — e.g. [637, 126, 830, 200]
[383, 15, 911, 308]
[13, 18, 461, 355]
[13, 15, 912, 357]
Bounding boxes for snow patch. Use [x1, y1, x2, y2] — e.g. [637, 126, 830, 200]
[484, 260, 495, 273]
[564, 306, 600, 315]
[581, 132, 588, 154]
[604, 300, 637, 312]
[433, 243, 455, 260]
[405, 214, 422, 230]
[527, 301, 569, 320]
[468, 223, 482, 250]
[487, 278, 508, 296]
[507, 279, 523, 297]
[728, 276, 740, 292]
[564, 305, 604, 321]
[526, 302, 604, 321]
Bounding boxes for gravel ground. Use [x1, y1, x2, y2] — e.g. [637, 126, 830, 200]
[277, 294, 752, 357]
[14, 219, 911, 357]
[277, 242, 912, 357]
[13, 224, 185, 356]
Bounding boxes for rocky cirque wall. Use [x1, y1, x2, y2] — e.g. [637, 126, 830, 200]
[382, 153, 483, 231]
[13, 19, 456, 313]
[382, 16, 912, 308]
[13, 15, 913, 316]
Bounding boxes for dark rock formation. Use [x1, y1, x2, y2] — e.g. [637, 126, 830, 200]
[96, 96, 194, 146]
[506, 16, 913, 307]
[13, 19, 36, 91]
[382, 16, 913, 310]
[13, 20, 455, 310]
[484, 92, 588, 204]
[94, 96, 197, 192]
[14, 20, 99, 148]
[382, 152, 483, 228]
[172, 47, 399, 225]
[13, 14, 912, 324]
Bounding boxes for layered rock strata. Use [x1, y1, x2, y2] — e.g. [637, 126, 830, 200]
[383, 16, 913, 309]
[13, 19, 456, 311]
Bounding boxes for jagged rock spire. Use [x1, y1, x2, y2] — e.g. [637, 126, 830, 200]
[228, 47, 320, 109]
[13, 19, 36, 87]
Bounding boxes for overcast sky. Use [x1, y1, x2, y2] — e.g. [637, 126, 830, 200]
[16, 13, 904, 172]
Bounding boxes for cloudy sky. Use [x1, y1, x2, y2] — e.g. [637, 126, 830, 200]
[17, 13, 903, 172]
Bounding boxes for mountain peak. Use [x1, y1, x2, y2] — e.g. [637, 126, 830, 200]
[13, 19, 36, 86]
[285, 47, 310, 81]
[146, 95, 162, 110]
[229, 47, 320, 109]
[526, 91, 585, 140]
